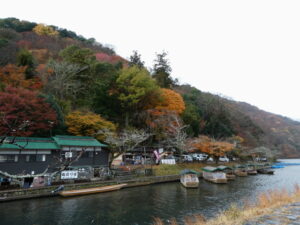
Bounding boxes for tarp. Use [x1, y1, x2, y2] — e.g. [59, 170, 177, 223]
[217, 165, 232, 171]
[180, 169, 198, 175]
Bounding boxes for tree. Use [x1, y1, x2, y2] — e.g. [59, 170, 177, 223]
[0, 86, 57, 136]
[152, 51, 175, 88]
[0, 18, 37, 32]
[33, 24, 59, 37]
[59, 45, 95, 67]
[182, 103, 202, 137]
[163, 114, 188, 162]
[116, 66, 159, 126]
[0, 64, 42, 90]
[43, 60, 84, 101]
[17, 49, 36, 79]
[150, 88, 185, 115]
[65, 111, 116, 141]
[129, 50, 144, 68]
[190, 136, 234, 163]
[98, 128, 151, 168]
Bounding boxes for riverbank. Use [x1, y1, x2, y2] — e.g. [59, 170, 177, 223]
[0, 174, 182, 202]
[153, 184, 300, 225]
[0, 162, 269, 202]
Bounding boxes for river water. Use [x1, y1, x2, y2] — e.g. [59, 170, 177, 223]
[0, 159, 299, 225]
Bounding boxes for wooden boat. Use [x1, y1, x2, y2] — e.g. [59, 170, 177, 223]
[217, 165, 236, 180]
[202, 166, 227, 184]
[180, 169, 199, 188]
[234, 165, 248, 177]
[257, 168, 274, 175]
[59, 184, 127, 197]
[247, 164, 258, 175]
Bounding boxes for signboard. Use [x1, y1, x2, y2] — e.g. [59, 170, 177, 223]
[161, 159, 176, 165]
[61, 170, 78, 179]
[65, 152, 73, 158]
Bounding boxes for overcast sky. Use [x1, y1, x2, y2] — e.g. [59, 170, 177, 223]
[2, 0, 300, 119]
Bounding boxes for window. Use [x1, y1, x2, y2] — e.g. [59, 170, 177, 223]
[26, 155, 36, 162]
[88, 152, 94, 158]
[0, 155, 18, 163]
[36, 154, 46, 162]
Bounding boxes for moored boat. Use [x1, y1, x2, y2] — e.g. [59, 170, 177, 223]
[247, 164, 258, 175]
[257, 168, 274, 175]
[59, 184, 127, 197]
[217, 165, 236, 180]
[180, 169, 199, 188]
[234, 165, 248, 177]
[202, 166, 227, 184]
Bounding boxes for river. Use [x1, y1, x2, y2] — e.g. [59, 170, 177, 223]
[0, 159, 299, 225]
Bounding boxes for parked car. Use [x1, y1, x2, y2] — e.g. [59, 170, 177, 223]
[219, 156, 229, 162]
[192, 153, 207, 161]
[182, 155, 193, 162]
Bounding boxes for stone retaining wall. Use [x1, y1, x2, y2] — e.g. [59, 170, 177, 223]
[0, 175, 180, 202]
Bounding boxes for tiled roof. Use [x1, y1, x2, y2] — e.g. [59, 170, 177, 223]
[52, 135, 107, 147]
[0, 137, 59, 150]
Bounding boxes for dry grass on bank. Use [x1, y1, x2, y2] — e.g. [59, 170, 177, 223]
[153, 184, 300, 225]
[152, 163, 205, 176]
[152, 162, 236, 176]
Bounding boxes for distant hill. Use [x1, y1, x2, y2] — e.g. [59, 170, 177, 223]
[177, 85, 300, 158]
[231, 101, 300, 158]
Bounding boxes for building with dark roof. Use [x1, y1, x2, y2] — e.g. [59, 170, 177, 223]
[0, 136, 109, 175]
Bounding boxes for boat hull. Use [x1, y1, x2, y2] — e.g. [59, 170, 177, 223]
[202, 171, 227, 184]
[257, 169, 274, 175]
[180, 174, 199, 188]
[226, 174, 236, 180]
[181, 181, 199, 188]
[59, 184, 127, 197]
[247, 170, 258, 175]
[234, 170, 248, 177]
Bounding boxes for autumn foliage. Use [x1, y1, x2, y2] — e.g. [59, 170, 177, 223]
[65, 111, 116, 140]
[148, 88, 185, 115]
[0, 64, 42, 89]
[33, 24, 59, 37]
[0, 86, 57, 136]
[191, 135, 234, 158]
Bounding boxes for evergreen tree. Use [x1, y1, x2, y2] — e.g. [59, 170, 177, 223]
[129, 50, 144, 68]
[152, 51, 174, 88]
[16, 49, 36, 79]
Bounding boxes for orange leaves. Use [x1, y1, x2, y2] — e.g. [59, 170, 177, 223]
[145, 88, 185, 116]
[0, 64, 43, 90]
[154, 88, 185, 115]
[191, 135, 234, 157]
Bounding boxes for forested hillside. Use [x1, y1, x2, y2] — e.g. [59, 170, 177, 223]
[0, 17, 299, 158]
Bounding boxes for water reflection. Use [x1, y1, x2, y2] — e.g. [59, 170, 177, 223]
[0, 159, 299, 225]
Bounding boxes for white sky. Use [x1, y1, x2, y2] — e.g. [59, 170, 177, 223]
[2, 0, 300, 119]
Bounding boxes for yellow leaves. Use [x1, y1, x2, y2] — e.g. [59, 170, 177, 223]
[33, 24, 59, 37]
[65, 111, 116, 141]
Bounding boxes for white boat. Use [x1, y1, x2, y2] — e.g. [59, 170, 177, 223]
[217, 165, 236, 180]
[180, 169, 199, 188]
[202, 166, 227, 184]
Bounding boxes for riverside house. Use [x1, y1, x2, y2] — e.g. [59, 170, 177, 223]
[0, 135, 108, 187]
